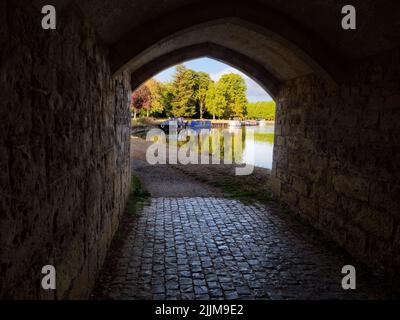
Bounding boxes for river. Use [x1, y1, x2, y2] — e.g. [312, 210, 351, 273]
[212, 124, 275, 169]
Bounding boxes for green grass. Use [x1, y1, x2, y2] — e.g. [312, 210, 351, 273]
[183, 169, 273, 205]
[215, 180, 271, 203]
[131, 175, 150, 197]
[126, 175, 150, 217]
[108, 175, 150, 244]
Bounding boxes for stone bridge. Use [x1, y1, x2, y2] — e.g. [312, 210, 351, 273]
[0, 0, 399, 299]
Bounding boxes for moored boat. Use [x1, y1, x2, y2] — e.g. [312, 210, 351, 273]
[187, 120, 212, 129]
[228, 119, 242, 127]
[159, 117, 185, 132]
[244, 120, 258, 126]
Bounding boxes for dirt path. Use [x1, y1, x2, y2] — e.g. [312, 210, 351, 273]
[131, 136, 223, 197]
[131, 136, 273, 202]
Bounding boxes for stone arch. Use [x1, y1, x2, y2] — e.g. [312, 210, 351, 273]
[130, 43, 281, 99]
[1, 0, 399, 301]
[110, 0, 346, 85]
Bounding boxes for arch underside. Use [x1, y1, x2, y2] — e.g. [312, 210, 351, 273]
[130, 43, 282, 99]
[110, 1, 347, 92]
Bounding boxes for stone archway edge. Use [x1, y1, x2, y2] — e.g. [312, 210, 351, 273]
[130, 42, 282, 99]
[109, 0, 346, 85]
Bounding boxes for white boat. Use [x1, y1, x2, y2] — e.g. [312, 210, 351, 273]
[228, 120, 242, 127]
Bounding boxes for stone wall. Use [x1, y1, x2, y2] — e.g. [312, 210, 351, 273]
[272, 48, 400, 277]
[0, 1, 131, 299]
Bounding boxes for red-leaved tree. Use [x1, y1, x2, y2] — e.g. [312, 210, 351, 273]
[131, 85, 151, 119]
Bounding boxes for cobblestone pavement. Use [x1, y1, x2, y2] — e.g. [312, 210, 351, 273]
[94, 197, 397, 300]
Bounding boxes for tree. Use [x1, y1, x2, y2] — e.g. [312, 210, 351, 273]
[246, 101, 276, 120]
[171, 65, 198, 117]
[139, 69, 250, 120]
[218, 73, 247, 119]
[205, 81, 226, 120]
[131, 84, 151, 119]
[160, 82, 174, 117]
[196, 72, 212, 119]
[145, 79, 164, 116]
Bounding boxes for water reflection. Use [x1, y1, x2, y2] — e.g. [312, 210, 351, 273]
[176, 125, 274, 170]
[214, 125, 274, 169]
[149, 124, 275, 170]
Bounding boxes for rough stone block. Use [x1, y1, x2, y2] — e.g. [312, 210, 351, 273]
[333, 175, 369, 202]
[0, 2, 132, 299]
[386, 95, 400, 109]
[270, 177, 281, 198]
[291, 175, 309, 196]
[354, 206, 394, 241]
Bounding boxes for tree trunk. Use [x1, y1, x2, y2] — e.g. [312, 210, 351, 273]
[200, 103, 204, 119]
[213, 114, 216, 120]
[134, 110, 137, 119]
[147, 109, 150, 118]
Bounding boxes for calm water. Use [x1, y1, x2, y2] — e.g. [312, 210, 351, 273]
[149, 124, 275, 170]
[242, 125, 274, 169]
[213, 125, 275, 169]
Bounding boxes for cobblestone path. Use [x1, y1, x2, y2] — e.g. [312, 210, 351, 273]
[94, 197, 395, 300]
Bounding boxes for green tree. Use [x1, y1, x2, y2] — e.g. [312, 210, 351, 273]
[218, 73, 247, 119]
[246, 101, 276, 120]
[171, 65, 198, 117]
[195, 71, 211, 119]
[160, 82, 174, 117]
[145, 79, 164, 116]
[205, 81, 226, 120]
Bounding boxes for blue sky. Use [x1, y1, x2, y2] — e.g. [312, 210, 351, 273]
[154, 57, 272, 102]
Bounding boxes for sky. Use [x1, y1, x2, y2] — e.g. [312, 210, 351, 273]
[153, 57, 272, 102]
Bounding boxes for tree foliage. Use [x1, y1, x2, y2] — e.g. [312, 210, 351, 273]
[160, 82, 174, 117]
[130, 65, 276, 121]
[131, 84, 151, 118]
[170, 65, 198, 117]
[205, 81, 226, 119]
[217, 73, 248, 119]
[196, 71, 212, 119]
[246, 101, 276, 120]
[145, 79, 164, 116]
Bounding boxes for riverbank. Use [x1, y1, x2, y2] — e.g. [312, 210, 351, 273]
[130, 136, 273, 203]
[131, 118, 276, 138]
[133, 118, 275, 125]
